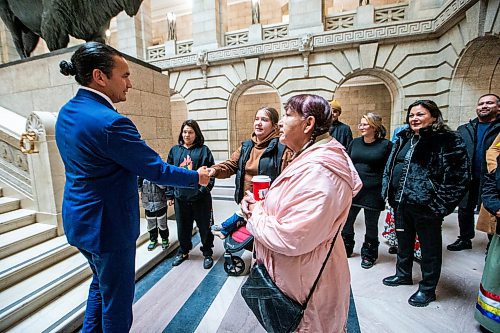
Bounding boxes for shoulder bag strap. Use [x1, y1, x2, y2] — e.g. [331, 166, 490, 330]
[303, 225, 342, 308]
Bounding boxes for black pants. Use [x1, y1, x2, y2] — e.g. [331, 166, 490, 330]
[395, 203, 443, 293]
[342, 205, 381, 241]
[174, 195, 214, 257]
[457, 178, 479, 240]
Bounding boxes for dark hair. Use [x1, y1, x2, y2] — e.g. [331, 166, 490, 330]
[406, 99, 450, 132]
[362, 112, 387, 139]
[59, 42, 123, 86]
[257, 107, 279, 125]
[478, 93, 500, 106]
[284, 94, 333, 144]
[178, 119, 204, 147]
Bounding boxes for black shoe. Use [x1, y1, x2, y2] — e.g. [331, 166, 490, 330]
[383, 275, 413, 287]
[408, 290, 436, 307]
[388, 246, 398, 254]
[447, 238, 472, 251]
[172, 253, 189, 266]
[361, 257, 375, 269]
[203, 256, 213, 269]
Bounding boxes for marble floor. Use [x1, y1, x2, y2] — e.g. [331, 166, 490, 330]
[128, 198, 489, 333]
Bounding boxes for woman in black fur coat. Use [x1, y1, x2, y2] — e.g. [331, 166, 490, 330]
[381, 100, 470, 307]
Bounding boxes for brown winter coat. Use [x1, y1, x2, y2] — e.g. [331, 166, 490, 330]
[477, 134, 500, 234]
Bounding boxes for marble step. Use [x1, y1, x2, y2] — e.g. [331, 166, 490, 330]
[0, 252, 91, 332]
[0, 223, 57, 259]
[0, 236, 77, 291]
[0, 197, 20, 214]
[5, 219, 183, 333]
[0, 209, 36, 234]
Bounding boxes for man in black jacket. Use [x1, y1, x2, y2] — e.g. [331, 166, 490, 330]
[448, 94, 500, 251]
[328, 99, 353, 148]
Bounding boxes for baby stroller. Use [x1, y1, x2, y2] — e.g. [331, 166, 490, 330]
[223, 225, 253, 276]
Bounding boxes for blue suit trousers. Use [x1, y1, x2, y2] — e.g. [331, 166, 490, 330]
[79, 246, 136, 332]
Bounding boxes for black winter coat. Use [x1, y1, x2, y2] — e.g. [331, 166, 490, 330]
[456, 117, 500, 208]
[329, 121, 353, 148]
[382, 127, 470, 217]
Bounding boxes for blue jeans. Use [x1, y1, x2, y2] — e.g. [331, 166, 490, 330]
[79, 246, 136, 332]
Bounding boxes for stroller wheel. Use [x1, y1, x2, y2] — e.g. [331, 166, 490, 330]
[223, 256, 245, 276]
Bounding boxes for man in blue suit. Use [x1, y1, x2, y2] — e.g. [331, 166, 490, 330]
[55, 42, 210, 332]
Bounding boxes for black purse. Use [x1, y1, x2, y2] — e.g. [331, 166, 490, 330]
[240, 227, 341, 333]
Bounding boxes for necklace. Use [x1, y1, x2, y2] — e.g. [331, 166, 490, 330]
[410, 135, 419, 148]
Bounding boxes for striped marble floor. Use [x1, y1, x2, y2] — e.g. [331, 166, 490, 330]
[128, 199, 487, 333]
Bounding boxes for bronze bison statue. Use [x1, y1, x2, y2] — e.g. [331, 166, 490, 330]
[0, 0, 143, 58]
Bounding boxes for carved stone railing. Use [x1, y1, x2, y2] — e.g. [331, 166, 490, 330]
[375, 3, 407, 23]
[324, 13, 355, 31]
[147, 44, 166, 60]
[0, 108, 31, 199]
[0, 108, 64, 231]
[176, 40, 193, 54]
[22, 111, 65, 232]
[147, 40, 194, 60]
[225, 29, 249, 46]
[262, 23, 289, 40]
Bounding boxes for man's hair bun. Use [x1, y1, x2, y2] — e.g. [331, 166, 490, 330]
[59, 60, 76, 76]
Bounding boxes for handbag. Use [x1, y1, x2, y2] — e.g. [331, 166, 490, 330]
[240, 227, 341, 333]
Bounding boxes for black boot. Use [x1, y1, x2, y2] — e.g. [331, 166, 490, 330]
[342, 234, 355, 258]
[361, 237, 379, 269]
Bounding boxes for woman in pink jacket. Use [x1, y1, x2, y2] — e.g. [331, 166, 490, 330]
[242, 94, 362, 332]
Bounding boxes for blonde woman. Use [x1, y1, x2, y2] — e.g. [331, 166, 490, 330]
[341, 113, 392, 268]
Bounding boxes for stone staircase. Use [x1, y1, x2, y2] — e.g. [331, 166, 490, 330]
[0, 185, 179, 333]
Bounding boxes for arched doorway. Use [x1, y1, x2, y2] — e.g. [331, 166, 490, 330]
[449, 36, 500, 130]
[228, 82, 281, 154]
[334, 75, 394, 140]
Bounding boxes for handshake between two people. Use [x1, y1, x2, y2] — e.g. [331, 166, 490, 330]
[197, 167, 218, 186]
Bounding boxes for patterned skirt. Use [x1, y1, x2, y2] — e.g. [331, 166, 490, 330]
[475, 234, 500, 332]
[382, 208, 421, 260]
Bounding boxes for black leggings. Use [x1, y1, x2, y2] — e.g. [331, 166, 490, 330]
[342, 205, 381, 241]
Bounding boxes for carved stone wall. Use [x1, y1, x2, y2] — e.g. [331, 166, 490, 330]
[165, 0, 499, 159]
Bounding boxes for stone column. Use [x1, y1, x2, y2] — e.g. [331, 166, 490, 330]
[116, 0, 152, 60]
[192, 0, 227, 51]
[0, 21, 19, 64]
[288, 0, 324, 36]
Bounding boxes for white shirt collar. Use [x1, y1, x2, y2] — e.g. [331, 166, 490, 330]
[79, 86, 116, 110]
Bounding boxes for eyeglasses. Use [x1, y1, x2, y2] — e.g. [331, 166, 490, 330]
[357, 123, 370, 128]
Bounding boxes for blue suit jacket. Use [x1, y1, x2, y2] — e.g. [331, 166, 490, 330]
[55, 89, 199, 253]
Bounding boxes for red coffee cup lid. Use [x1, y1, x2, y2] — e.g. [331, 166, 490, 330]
[252, 175, 271, 182]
